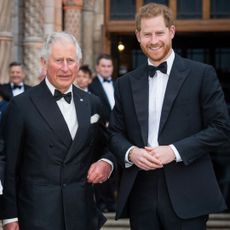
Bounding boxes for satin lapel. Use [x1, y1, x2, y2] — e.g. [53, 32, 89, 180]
[30, 80, 72, 147]
[64, 87, 90, 162]
[130, 65, 149, 145]
[159, 55, 189, 135]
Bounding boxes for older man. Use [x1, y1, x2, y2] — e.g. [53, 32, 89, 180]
[2, 31, 115, 230]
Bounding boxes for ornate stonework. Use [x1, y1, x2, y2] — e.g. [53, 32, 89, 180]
[0, 0, 13, 83]
[82, 0, 95, 67]
[63, 0, 83, 44]
[0, 0, 105, 84]
[23, 0, 44, 85]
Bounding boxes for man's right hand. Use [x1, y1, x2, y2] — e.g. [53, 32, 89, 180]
[129, 147, 163, 170]
[3, 222, 19, 230]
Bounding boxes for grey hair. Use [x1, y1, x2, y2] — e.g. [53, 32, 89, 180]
[41, 31, 82, 62]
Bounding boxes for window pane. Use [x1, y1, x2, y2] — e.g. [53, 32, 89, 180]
[144, 0, 169, 5]
[177, 0, 202, 19]
[110, 0, 135, 20]
[211, 0, 230, 18]
[216, 48, 230, 71]
[187, 49, 206, 63]
[215, 48, 230, 104]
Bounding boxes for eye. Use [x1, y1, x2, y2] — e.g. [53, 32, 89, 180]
[144, 33, 151, 38]
[56, 59, 63, 64]
[156, 31, 165, 36]
[67, 59, 76, 65]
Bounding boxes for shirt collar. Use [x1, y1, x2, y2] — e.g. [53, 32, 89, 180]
[148, 49, 175, 75]
[45, 77, 73, 96]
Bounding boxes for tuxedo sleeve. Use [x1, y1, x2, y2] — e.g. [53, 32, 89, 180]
[109, 80, 133, 167]
[173, 65, 230, 165]
[2, 99, 24, 218]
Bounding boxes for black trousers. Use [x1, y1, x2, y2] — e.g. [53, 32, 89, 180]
[128, 170, 208, 230]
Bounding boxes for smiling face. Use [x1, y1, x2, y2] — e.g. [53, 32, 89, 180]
[9, 65, 25, 85]
[136, 15, 175, 66]
[41, 40, 79, 93]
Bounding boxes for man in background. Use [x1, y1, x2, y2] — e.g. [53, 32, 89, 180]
[89, 53, 117, 212]
[0, 62, 31, 98]
[74, 64, 92, 92]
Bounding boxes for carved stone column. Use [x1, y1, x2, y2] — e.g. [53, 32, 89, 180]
[63, 0, 83, 45]
[23, 0, 44, 85]
[44, 0, 62, 36]
[54, 0, 63, 32]
[0, 0, 13, 83]
[93, 0, 104, 68]
[82, 0, 95, 67]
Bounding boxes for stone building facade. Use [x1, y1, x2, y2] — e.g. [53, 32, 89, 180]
[0, 0, 104, 85]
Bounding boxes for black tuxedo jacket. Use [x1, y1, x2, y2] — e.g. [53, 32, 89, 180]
[109, 54, 230, 219]
[0, 83, 31, 99]
[88, 76, 115, 122]
[2, 80, 115, 230]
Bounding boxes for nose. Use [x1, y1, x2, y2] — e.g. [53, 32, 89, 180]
[61, 60, 69, 71]
[150, 34, 158, 44]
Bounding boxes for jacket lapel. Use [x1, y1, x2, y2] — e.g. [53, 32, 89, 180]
[64, 87, 91, 162]
[30, 80, 72, 147]
[130, 64, 149, 145]
[159, 54, 190, 135]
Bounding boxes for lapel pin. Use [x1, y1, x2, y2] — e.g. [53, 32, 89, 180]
[80, 98, 83, 102]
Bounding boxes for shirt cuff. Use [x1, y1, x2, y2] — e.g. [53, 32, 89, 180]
[3, 218, 18, 226]
[170, 144, 182, 162]
[125, 146, 135, 168]
[0, 180, 2, 195]
[100, 158, 114, 178]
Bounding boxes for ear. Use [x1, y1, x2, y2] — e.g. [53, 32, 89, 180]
[40, 57, 47, 76]
[40, 57, 47, 70]
[169, 25, 176, 39]
[135, 29, 141, 43]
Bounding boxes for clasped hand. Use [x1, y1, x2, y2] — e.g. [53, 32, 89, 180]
[129, 146, 175, 171]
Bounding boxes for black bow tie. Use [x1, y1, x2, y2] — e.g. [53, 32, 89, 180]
[148, 62, 167, 78]
[103, 79, 112, 83]
[54, 89, 72, 104]
[12, 84, 22, 89]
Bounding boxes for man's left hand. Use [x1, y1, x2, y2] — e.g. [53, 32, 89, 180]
[87, 160, 112, 184]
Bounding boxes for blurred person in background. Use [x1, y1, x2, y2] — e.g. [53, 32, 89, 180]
[0, 62, 31, 98]
[74, 64, 92, 92]
[89, 53, 117, 212]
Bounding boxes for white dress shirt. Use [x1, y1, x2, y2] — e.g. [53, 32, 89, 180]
[97, 75, 115, 109]
[11, 83, 25, 96]
[0, 180, 2, 194]
[46, 78, 78, 139]
[125, 49, 181, 167]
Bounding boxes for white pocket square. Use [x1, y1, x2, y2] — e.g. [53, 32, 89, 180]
[90, 114, 100, 124]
